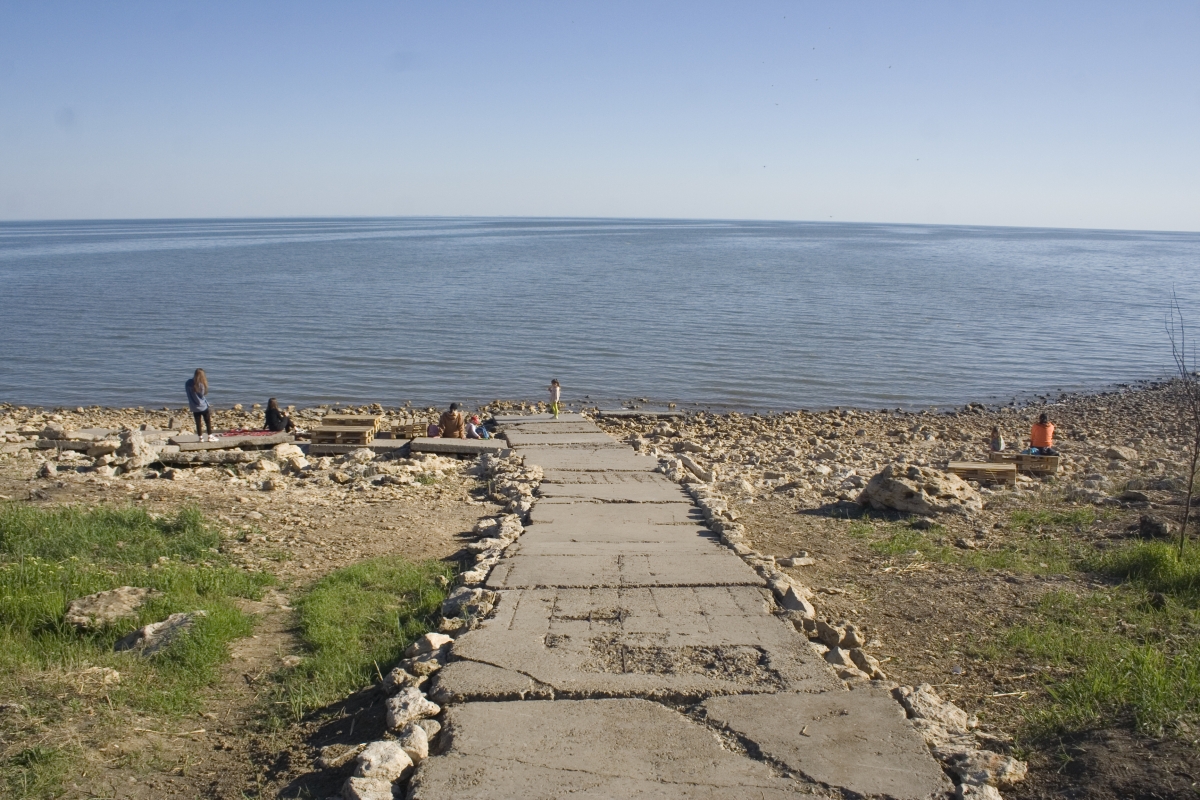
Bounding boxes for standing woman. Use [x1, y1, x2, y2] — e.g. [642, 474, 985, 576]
[186, 369, 214, 441]
[548, 378, 561, 420]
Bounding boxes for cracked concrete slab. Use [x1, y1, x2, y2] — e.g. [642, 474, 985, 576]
[486, 550, 763, 589]
[447, 587, 834, 698]
[515, 445, 659, 471]
[540, 468, 676, 485]
[528, 502, 702, 527]
[703, 690, 953, 799]
[490, 413, 586, 424]
[537, 481, 692, 503]
[501, 422, 603, 434]
[511, 534, 726, 557]
[505, 431, 621, 447]
[407, 699, 820, 800]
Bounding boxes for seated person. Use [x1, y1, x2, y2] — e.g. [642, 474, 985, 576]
[438, 403, 465, 439]
[989, 426, 1005, 452]
[1029, 413, 1057, 455]
[264, 398, 296, 432]
[426, 423, 441, 437]
[465, 415, 491, 439]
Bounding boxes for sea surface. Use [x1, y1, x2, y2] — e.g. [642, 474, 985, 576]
[0, 218, 1198, 412]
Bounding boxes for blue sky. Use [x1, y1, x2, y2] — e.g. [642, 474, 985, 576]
[1, 2, 1197, 229]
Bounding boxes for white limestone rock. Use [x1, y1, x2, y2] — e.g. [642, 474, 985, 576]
[385, 687, 440, 729]
[341, 776, 395, 800]
[858, 463, 982, 516]
[354, 740, 413, 781]
[65, 586, 159, 629]
[396, 722, 429, 764]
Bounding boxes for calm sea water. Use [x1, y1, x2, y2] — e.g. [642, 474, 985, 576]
[0, 218, 1197, 411]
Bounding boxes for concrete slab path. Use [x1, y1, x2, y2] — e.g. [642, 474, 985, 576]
[415, 416, 950, 799]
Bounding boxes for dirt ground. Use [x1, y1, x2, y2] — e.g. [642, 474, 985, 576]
[0, 406, 501, 800]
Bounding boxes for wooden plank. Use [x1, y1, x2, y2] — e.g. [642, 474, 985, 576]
[319, 414, 382, 431]
[987, 452, 1061, 475]
[948, 461, 1017, 486]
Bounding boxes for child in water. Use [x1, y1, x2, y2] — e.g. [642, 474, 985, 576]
[548, 379, 561, 419]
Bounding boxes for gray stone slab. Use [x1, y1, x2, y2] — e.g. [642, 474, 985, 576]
[528, 502, 702, 527]
[501, 422, 603, 434]
[486, 550, 762, 589]
[519, 522, 717, 545]
[596, 409, 685, 418]
[409, 437, 511, 455]
[511, 536, 726, 558]
[703, 690, 952, 799]
[540, 469, 675, 485]
[409, 699, 809, 799]
[170, 432, 294, 451]
[490, 413, 586, 424]
[505, 431, 622, 447]
[538, 481, 691, 503]
[516, 446, 659, 472]
[428, 660, 552, 703]
[448, 587, 834, 698]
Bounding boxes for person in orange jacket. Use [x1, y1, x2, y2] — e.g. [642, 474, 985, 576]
[1029, 413, 1057, 455]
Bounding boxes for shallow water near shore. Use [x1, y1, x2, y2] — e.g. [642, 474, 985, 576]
[0, 217, 1197, 411]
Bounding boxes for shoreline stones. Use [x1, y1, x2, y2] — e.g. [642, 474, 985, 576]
[858, 463, 983, 516]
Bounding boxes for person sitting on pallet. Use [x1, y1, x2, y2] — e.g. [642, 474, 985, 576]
[438, 403, 466, 439]
[264, 398, 296, 432]
[1029, 413, 1057, 455]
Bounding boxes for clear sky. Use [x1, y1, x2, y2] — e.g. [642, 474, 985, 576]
[1, 2, 1197, 230]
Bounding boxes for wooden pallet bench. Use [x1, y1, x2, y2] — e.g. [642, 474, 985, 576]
[987, 452, 1061, 475]
[311, 425, 376, 446]
[391, 422, 427, 439]
[320, 414, 382, 431]
[948, 461, 1018, 486]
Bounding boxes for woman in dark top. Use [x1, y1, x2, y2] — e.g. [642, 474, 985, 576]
[186, 369, 214, 441]
[265, 398, 296, 432]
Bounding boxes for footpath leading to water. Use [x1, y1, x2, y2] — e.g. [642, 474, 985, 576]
[412, 413, 949, 799]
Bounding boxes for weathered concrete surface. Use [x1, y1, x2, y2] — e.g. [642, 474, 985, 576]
[504, 431, 620, 447]
[415, 414, 947, 797]
[501, 422, 603, 434]
[513, 445, 659, 472]
[408, 699, 809, 800]
[440, 586, 835, 699]
[490, 413, 586, 424]
[409, 438, 511, 455]
[537, 481, 691, 503]
[528, 501, 701, 527]
[540, 468, 676, 484]
[703, 690, 953, 799]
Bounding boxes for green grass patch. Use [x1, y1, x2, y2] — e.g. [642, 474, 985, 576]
[863, 523, 1073, 574]
[996, 587, 1200, 738]
[269, 556, 452, 723]
[1, 745, 70, 800]
[0, 502, 274, 798]
[1009, 507, 1101, 531]
[1086, 540, 1200, 606]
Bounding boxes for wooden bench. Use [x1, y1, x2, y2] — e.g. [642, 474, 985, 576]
[311, 425, 376, 446]
[988, 451, 1061, 475]
[948, 461, 1018, 486]
[320, 414, 382, 431]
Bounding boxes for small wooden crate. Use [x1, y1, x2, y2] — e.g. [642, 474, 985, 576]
[311, 425, 376, 446]
[988, 452, 1061, 475]
[948, 461, 1018, 486]
[320, 414, 382, 432]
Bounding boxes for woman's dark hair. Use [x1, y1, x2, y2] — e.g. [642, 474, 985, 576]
[268, 398, 279, 411]
[1038, 413, 1049, 424]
